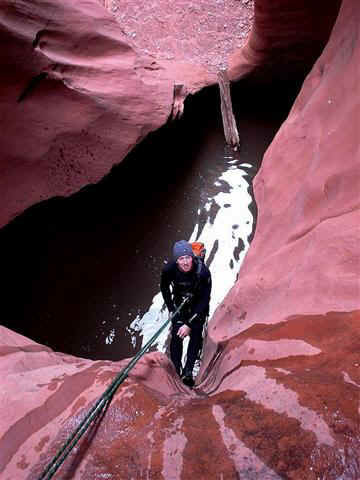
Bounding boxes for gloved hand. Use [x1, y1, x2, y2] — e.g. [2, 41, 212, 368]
[177, 324, 191, 339]
[185, 292, 194, 300]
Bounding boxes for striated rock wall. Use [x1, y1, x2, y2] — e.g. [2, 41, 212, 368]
[1, 0, 359, 479]
[199, 0, 360, 476]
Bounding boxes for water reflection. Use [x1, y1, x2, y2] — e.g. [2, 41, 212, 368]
[1, 80, 297, 360]
[129, 152, 254, 352]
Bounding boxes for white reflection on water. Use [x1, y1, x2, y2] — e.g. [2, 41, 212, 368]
[129, 155, 254, 352]
[105, 328, 116, 345]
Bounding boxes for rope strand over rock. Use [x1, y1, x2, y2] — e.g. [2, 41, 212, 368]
[38, 298, 189, 480]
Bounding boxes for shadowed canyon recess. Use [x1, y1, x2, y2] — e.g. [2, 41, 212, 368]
[1, 81, 298, 361]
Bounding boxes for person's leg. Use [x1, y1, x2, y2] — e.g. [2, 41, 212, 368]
[170, 321, 183, 375]
[183, 317, 205, 377]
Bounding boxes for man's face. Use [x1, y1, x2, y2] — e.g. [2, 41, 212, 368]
[176, 255, 193, 273]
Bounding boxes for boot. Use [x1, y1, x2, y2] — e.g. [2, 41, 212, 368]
[181, 368, 194, 388]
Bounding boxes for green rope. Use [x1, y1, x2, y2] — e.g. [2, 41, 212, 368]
[38, 298, 188, 480]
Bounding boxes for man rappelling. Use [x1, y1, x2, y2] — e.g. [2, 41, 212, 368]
[160, 240, 212, 387]
[37, 241, 211, 479]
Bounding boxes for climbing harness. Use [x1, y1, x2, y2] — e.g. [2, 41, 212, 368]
[37, 297, 189, 480]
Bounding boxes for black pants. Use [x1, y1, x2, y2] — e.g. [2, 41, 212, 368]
[170, 315, 206, 376]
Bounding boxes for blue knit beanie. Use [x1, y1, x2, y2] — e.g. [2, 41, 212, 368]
[173, 240, 194, 261]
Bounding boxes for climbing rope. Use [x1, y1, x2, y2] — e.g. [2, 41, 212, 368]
[38, 298, 188, 480]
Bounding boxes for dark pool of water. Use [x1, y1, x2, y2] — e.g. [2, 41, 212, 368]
[1, 79, 300, 361]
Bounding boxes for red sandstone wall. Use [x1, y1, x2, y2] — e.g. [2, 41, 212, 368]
[203, 0, 359, 352]
[0, 0, 173, 228]
[199, 0, 360, 474]
[0, 0, 341, 229]
[229, 0, 342, 81]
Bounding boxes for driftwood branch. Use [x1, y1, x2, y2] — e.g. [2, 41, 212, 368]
[171, 84, 187, 120]
[218, 70, 240, 149]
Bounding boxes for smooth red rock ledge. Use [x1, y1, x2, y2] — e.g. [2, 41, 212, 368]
[1, 311, 359, 479]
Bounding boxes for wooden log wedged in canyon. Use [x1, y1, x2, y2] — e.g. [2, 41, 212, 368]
[218, 70, 240, 150]
[171, 84, 187, 120]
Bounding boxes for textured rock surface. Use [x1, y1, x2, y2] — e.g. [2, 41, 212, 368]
[0, 0, 174, 228]
[0, 0, 341, 228]
[1, 0, 359, 479]
[0, 0, 255, 228]
[200, 0, 360, 476]
[107, 0, 254, 74]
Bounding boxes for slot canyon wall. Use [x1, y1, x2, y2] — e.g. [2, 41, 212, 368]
[1, 0, 359, 479]
[0, 0, 341, 228]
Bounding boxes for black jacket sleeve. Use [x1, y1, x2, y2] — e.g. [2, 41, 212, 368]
[160, 263, 175, 312]
[190, 264, 212, 318]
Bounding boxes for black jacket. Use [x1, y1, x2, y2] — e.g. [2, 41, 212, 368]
[160, 258, 211, 322]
